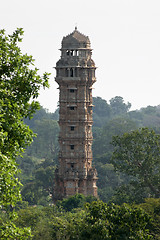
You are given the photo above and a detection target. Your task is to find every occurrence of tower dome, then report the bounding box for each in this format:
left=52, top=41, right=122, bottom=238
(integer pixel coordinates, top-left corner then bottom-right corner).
left=62, top=27, right=91, bottom=49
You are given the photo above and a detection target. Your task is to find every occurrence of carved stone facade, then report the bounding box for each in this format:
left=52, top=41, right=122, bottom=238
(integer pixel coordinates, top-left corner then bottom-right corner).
left=54, top=28, right=98, bottom=201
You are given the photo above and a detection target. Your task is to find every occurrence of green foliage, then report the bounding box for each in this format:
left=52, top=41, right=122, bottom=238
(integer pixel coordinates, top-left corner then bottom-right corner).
left=138, top=198, right=160, bottom=239
left=93, top=97, right=111, bottom=127
left=1, top=26, right=160, bottom=239
left=0, top=219, right=31, bottom=240
left=128, top=105, right=160, bottom=131
left=15, top=205, right=85, bottom=240
left=111, top=128, right=160, bottom=202
left=18, top=96, right=160, bottom=206
left=82, top=200, right=152, bottom=239
left=109, top=96, right=131, bottom=116
left=28, top=119, right=59, bottom=160
left=20, top=95, right=160, bottom=206
left=21, top=159, right=55, bottom=206
left=24, top=106, right=59, bottom=129
left=95, top=162, right=121, bottom=202
left=0, top=28, right=49, bottom=238
left=57, top=194, right=86, bottom=211
left=93, top=96, right=132, bottom=127
left=12, top=198, right=153, bottom=240
left=93, top=117, right=137, bottom=158
left=93, top=117, right=138, bottom=202
left=57, top=194, right=97, bottom=212
left=17, top=112, right=59, bottom=206
left=9, top=94, right=160, bottom=238
left=92, top=101, right=160, bottom=203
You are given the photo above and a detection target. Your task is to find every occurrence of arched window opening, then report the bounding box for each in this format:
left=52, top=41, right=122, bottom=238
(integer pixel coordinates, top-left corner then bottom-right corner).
left=65, top=68, right=69, bottom=77
left=70, top=50, right=74, bottom=56
left=70, top=68, right=74, bottom=77
left=70, top=126, right=75, bottom=131
left=66, top=50, right=70, bottom=56
left=70, top=89, right=75, bottom=93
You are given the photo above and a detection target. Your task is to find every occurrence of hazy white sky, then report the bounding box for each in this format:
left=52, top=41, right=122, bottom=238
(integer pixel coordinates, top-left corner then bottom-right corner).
left=1, top=0, right=160, bottom=112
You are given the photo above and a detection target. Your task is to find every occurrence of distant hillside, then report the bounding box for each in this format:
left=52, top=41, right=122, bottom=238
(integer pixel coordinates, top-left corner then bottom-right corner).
left=18, top=96, right=160, bottom=205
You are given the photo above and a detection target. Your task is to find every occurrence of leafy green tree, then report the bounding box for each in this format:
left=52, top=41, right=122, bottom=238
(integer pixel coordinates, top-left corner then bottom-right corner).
left=15, top=205, right=85, bottom=240
left=18, top=115, right=59, bottom=206
left=95, top=162, right=122, bottom=203
left=24, top=106, right=50, bottom=129
left=93, top=97, right=111, bottom=127
left=111, top=128, right=160, bottom=202
left=28, top=119, right=59, bottom=160
left=57, top=194, right=86, bottom=212
left=19, top=119, right=59, bottom=206
left=80, top=200, right=152, bottom=240
left=56, top=194, right=97, bottom=212
left=21, top=164, right=55, bottom=206
left=92, top=117, right=137, bottom=202
left=109, top=96, right=131, bottom=116
left=17, top=154, right=36, bottom=184
left=14, top=199, right=153, bottom=240
left=138, top=198, right=160, bottom=239
left=24, top=106, right=59, bottom=129
left=128, top=105, right=160, bottom=131
left=0, top=28, right=49, bottom=238
left=93, top=117, right=137, bottom=159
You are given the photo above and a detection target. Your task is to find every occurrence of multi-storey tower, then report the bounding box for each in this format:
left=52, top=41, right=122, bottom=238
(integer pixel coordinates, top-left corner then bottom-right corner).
left=54, top=28, right=97, bottom=201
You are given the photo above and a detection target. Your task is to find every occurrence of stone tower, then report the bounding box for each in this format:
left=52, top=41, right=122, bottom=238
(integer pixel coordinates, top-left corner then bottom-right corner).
left=54, top=28, right=98, bottom=201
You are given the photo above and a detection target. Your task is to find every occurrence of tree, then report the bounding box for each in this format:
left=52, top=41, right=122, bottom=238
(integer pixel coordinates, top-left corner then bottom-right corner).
left=92, top=117, right=138, bottom=202
left=28, top=119, right=59, bottom=160
left=24, top=105, right=59, bottom=129
left=138, top=198, right=160, bottom=239
left=93, top=117, right=137, bottom=159
left=0, top=28, right=49, bottom=239
left=57, top=194, right=86, bottom=212
left=15, top=205, right=86, bottom=240
left=14, top=199, right=153, bottom=240
left=109, top=96, right=131, bottom=116
left=56, top=193, right=97, bottom=212
left=21, top=164, right=56, bottom=206
left=80, top=200, right=153, bottom=239
left=111, top=128, right=160, bottom=202
left=93, top=97, right=111, bottom=127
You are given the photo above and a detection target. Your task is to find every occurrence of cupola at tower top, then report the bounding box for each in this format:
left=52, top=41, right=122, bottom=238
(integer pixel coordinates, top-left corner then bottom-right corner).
left=61, top=28, right=91, bottom=49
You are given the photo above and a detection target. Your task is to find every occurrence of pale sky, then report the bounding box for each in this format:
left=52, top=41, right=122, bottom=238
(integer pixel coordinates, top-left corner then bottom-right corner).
left=1, top=0, right=160, bottom=112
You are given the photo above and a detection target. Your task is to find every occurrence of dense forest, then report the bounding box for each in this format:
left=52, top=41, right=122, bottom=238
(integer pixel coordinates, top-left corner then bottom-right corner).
left=11, top=96, right=159, bottom=239
left=21, top=96, right=160, bottom=205
left=1, top=29, right=160, bottom=239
